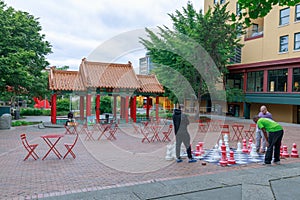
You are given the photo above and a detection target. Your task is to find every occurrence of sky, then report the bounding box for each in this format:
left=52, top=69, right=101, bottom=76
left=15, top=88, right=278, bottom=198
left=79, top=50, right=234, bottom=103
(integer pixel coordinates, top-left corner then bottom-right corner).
left=4, top=0, right=204, bottom=72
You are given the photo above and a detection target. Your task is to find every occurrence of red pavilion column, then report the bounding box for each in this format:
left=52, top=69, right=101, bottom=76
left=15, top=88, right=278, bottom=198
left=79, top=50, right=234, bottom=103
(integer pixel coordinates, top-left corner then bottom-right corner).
left=51, top=93, right=57, bottom=124
left=95, top=94, right=100, bottom=123
left=130, top=96, right=137, bottom=122
left=146, top=96, right=150, bottom=119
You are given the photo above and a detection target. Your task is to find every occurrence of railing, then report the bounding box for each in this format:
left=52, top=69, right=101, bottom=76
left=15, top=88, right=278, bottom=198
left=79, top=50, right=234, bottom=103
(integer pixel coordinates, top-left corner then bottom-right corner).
left=244, top=26, right=264, bottom=40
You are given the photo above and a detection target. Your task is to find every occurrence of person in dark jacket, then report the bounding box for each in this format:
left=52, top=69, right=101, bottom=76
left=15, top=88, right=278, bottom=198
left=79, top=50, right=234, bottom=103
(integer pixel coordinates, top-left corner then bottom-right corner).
left=172, top=105, right=197, bottom=163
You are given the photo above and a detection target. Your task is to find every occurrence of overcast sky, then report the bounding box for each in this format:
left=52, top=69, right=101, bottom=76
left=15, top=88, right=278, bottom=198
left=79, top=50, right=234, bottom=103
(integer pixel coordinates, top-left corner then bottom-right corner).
left=4, top=0, right=204, bottom=71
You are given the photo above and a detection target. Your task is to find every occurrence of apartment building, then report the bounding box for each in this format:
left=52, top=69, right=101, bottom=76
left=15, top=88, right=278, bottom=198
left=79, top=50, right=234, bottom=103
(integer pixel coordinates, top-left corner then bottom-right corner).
left=204, top=0, right=300, bottom=123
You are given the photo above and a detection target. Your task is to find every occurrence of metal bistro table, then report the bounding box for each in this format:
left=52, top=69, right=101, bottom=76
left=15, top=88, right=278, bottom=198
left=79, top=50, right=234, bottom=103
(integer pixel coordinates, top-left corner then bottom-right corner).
left=40, top=134, right=64, bottom=160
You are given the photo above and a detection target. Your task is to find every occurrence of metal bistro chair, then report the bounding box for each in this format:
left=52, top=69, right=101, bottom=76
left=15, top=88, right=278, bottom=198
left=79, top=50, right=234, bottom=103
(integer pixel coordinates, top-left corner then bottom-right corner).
left=244, top=124, right=256, bottom=141
left=63, top=132, right=79, bottom=159
left=162, top=124, right=173, bottom=142
left=20, top=133, right=39, bottom=161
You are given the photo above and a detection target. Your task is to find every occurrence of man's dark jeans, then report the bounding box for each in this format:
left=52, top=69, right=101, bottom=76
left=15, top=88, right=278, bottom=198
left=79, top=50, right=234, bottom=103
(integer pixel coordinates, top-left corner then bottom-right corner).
left=265, top=130, right=284, bottom=164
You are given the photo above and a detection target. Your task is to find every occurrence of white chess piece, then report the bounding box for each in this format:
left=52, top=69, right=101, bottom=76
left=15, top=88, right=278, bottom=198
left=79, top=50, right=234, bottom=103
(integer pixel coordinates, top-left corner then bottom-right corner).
left=218, top=139, right=223, bottom=151
left=236, top=142, right=242, bottom=154
left=165, top=144, right=174, bottom=160
left=250, top=143, right=259, bottom=158
left=224, top=134, right=230, bottom=153
left=212, top=147, right=221, bottom=160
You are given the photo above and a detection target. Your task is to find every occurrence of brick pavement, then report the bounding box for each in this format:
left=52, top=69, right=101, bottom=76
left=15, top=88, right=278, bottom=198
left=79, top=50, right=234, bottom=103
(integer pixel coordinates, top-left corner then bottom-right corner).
left=0, top=118, right=299, bottom=199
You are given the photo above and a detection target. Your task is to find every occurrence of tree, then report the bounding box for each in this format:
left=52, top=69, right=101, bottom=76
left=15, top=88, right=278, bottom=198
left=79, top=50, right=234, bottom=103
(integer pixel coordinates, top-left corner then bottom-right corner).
left=238, top=0, right=300, bottom=22
left=0, top=1, right=52, bottom=103
left=140, top=2, right=244, bottom=105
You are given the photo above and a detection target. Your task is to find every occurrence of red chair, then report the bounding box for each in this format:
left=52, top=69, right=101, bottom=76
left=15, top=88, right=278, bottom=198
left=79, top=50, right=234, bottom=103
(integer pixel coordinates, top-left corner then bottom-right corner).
left=63, top=133, right=79, bottom=159
left=244, top=124, right=256, bottom=141
left=20, top=133, right=39, bottom=161
left=162, top=124, right=173, bottom=142
left=107, top=124, right=118, bottom=140
left=218, top=124, right=230, bottom=141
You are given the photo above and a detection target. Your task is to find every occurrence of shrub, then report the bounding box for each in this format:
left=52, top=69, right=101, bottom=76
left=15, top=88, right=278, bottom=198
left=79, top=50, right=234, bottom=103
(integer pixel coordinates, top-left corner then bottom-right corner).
left=56, top=98, right=70, bottom=112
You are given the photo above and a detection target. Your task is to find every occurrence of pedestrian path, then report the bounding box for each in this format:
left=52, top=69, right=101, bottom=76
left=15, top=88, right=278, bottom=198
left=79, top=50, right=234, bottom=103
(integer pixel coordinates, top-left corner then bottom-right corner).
left=1, top=116, right=300, bottom=199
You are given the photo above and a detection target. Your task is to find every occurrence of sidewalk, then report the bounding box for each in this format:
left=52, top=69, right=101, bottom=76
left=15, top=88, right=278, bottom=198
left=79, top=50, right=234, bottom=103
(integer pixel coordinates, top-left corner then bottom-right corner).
left=1, top=115, right=300, bottom=199
left=43, top=161, right=300, bottom=200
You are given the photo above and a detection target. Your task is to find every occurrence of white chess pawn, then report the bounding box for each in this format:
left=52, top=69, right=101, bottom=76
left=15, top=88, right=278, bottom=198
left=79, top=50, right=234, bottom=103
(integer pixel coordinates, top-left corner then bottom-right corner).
left=250, top=143, right=259, bottom=158
left=212, top=147, right=221, bottom=160
left=219, top=139, right=223, bottom=151
left=165, top=144, right=173, bottom=160
left=236, top=142, right=242, bottom=154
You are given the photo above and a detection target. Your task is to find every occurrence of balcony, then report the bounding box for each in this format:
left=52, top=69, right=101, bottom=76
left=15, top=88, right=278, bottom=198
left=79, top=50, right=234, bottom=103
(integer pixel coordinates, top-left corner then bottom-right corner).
left=244, top=26, right=264, bottom=41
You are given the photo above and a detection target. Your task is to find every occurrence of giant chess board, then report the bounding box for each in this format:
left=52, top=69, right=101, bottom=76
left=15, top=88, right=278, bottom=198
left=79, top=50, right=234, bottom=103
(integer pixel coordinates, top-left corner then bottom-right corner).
left=195, top=149, right=265, bottom=166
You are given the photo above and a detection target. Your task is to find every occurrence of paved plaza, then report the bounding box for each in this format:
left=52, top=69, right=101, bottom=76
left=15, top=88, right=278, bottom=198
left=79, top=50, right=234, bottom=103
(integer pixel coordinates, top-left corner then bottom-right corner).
left=1, top=115, right=300, bottom=199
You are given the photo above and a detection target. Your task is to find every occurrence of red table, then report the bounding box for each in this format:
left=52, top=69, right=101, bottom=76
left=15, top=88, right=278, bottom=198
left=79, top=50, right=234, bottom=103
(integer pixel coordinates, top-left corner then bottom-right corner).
left=41, top=134, right=64, bottom=160
left=231, top=124, right=244, bottom=141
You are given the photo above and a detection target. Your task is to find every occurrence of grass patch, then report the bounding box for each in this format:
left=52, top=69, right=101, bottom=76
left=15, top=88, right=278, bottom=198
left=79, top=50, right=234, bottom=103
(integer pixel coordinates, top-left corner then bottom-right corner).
left=12, top=121, right=42, bottom=127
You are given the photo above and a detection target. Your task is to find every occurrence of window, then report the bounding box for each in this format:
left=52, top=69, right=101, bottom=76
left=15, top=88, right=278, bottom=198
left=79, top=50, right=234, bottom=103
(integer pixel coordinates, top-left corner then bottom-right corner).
left=230, top=46, right=241, bottom=64
left=293, top=68, right=300, bottom=92
left=247, top=71, right=263, bottom=92
left=220, top=0, right=225, bottom=4
left=295, top=4, right=300, bottom=21
left=294, top=32, right=300, bottom=50
left=226, top=73, right=243, bottom=89
left=279, top=35, right=289, bottom=52
left=280, top=7, right=290, bottom=25
left=252, top=24, right=258, bottom=33
left=268, top=69, right=288, bottom=92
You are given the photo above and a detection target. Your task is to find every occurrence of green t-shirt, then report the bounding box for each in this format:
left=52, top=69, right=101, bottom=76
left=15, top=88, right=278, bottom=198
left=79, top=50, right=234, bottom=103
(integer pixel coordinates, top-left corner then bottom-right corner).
left=257, top=118, right=283, bottom=132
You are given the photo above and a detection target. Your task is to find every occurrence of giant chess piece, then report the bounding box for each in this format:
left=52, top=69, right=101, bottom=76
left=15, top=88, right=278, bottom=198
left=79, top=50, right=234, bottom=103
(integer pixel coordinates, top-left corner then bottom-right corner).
left=249, top=143, right=259, bottom=158
left=228, top=150, right=236, bottom=165
left=219, top=143, right=228, bottom=167
left=223, top=134, right=230, bottom=153
left=282, top=145, right=290, bottom=158
left=236, top=142, right=242, bottom=154
left=198, top=142, right=205, bottom=155
left=242, top=139, right=249, bottom=153
left=165, top=143, right=174, bottom=160
left=213, top=144, right=221, bottom=160
left=291, top=143, right=299, bottom=158
left=219, top=139, right=223, bottom=152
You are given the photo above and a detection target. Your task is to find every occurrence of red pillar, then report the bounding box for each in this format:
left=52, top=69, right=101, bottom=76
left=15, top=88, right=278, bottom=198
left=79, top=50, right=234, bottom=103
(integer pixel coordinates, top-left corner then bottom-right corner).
left=287, top=67, right=293, bottom=92
left=86, top=94, right=91, bottom=119
left=125, top=96, right=129, bottom=123
left=132, top=96, right=137, bottom=122
left=156, top=96, right=159, bottom=122
left=80, top=96, right=84, bottom=121
left=95, top=94, right=100, bottom=123
left=146, top=96, right=150, bottom=119
left=51, top=93, right=57, bottom=124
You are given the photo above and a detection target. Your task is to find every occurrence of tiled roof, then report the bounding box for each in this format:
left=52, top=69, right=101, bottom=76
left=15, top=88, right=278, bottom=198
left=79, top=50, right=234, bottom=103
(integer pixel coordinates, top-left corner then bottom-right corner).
left=48, top=58, right=164, bottom=94
left=48, top=67, right=86, bottom=91
left=137, top=74, right=164, bottom=94
left=80, top=59, right=140, bottom=89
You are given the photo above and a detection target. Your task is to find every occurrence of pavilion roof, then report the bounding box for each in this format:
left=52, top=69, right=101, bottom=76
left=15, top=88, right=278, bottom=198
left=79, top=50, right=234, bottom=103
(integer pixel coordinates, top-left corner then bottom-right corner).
left=48, top=68, right=85, bottom=91
left=48, top=58, right=164, bottom=94
left=136, top=74, right=164, bottom=94
left=79, top=58, right=140, bottom=89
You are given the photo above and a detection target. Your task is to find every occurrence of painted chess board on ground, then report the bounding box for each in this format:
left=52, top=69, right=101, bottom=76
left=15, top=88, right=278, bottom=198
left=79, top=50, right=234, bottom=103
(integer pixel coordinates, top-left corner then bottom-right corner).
left=195, top=149, right=265, bottom=166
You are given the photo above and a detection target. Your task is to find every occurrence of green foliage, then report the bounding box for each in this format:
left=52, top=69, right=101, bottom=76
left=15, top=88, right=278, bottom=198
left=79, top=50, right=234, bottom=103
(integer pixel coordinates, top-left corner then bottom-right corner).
left=56, top=98, right=70, bottom=112
left=12, top=120, right=40, bottom=126
left=226, top=88, right=245, bottom=102
left=0, top=1, right=52, bottom=100
left=238, top=0, right=300, bottom=24
left=140, top=2, right=244, bottom=104
left=20, top=108, right=50, bottom=116
left=100, top=96, right=112, bottom=114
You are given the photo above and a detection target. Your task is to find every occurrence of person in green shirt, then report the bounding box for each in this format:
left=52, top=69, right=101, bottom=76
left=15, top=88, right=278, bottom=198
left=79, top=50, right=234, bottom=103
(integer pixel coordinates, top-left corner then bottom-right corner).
left=253, top=116, right=284, bottom=165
